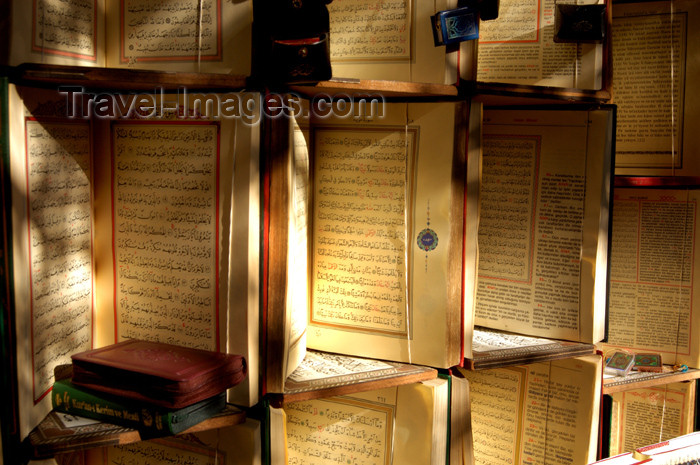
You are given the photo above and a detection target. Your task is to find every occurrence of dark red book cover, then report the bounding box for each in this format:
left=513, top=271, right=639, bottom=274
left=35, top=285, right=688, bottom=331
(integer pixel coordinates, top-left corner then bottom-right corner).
left=71, top=339, right=246, bottom=409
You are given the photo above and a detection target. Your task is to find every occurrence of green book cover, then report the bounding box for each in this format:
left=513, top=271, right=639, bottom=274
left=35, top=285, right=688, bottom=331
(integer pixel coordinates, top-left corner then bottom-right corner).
left=52, top=379, right=225, bottom=436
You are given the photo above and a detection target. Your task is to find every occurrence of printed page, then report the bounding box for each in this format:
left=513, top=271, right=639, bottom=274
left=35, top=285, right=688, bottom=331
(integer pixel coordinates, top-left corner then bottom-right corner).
left=284, top=382, right=442, bottom=465
left=306, top=102, right=464, bottom=369
left=460, top=355, right=601, bottom=465
left=473, top=108, right=612, bottom=343
left=8, top=0, right=105, bottom=66
left=328, top=0, right=458, bottom=84
left=105, top=0, right=251, bottom=74
left=609, top=382, right=696, bottom=456
left=285, top=388, right=397, bottom=465
left=8, top=85, right=95, bottom=438
left=476, top=0, right=603, bottom=89
left=603, top=187, right=700, bottom=367
left=613, top=1, right=700, bottom=176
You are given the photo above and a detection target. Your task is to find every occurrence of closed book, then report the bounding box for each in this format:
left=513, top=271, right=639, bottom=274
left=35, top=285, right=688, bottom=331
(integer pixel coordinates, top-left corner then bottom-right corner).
left=52, top=379, right=226, bottom=436
left=71, top=340, right=246, bottom=409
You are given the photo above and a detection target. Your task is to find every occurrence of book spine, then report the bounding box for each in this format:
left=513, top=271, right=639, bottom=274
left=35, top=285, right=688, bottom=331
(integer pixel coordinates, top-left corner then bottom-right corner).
left=52, top=381, right=181, bottom=435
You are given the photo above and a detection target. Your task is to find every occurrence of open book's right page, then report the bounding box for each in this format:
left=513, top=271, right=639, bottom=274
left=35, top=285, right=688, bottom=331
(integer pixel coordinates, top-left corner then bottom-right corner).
left=476, top=0, right=604, bottom=89
left=602, top=186, right=700, bottom=368
left=472, top=107, right=613, bottom=343
left=613, top=0, right=700, bottom=176
left=459, top=355, right=602, bottom=465
left=609, top=381, right=696, bottom=457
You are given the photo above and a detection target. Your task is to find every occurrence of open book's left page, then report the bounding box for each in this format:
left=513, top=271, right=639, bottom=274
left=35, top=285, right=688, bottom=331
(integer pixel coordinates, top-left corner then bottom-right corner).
left=5, top=85, right=261, bottom=442
left=6, top=0, right=106, bottom=66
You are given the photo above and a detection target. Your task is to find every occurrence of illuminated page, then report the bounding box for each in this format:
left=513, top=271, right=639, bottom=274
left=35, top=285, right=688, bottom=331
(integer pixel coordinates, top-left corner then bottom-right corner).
left=476, top=0, right=602, bottom=89
left=602, top=188, right=700, bottom=368
left=461, top=355, right=601, bottom=465
left=105, top=0, right=251, bottom=74
left=285, top=122, right=310, bottom=378
left=8, top=0, right=105, bottom=66
left=306, top=102, right=464, bottom=369
left=328, top=0, right=458, bottom=84
left=613, top=1, right=700, bottom=176
left=473, top=108, right=612, bottom=343
left=610, top=382, right=696, bottom=456
left=8, top=86, right=94, bottom=438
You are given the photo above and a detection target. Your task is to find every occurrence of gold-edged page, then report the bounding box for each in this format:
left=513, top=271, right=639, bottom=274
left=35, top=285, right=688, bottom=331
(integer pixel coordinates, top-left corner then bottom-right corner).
left=463, top=99, right=482, bottom=360
left=7, top=0, right=106, bottom=66
left=8, top=85, right=95, bottom=438
left=105, top=0, right=252, bottom=74
left=328, top=0, right=459, bottom=84
left=476, top=0, right=603, bottom=89
left=609, top=381, right=696, bottom=456
left=613, top=1, right=700, bottom=176
left=460, top=355, right=602, bottom=465
left=602, top=187, right=700, bottom=368
left=285, top=119, right=311, bottom=380
left=473, top=108, right=612, bottom=343
left=305, top=102, right=463, bottom=369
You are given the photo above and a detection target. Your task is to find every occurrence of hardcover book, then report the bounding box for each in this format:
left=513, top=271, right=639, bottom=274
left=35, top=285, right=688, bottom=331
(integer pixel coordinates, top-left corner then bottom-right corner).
left=71, top=339, right=246, bottom=409
left=52, top=379, right=227, bottom=436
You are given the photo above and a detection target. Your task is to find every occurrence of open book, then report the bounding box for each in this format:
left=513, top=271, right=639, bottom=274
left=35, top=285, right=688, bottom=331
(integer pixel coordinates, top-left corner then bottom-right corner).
left=466, top=105, right=614, bottom=360
left=269, top=380, right=452, bottom=465
left=476, top=0, right=606, bottom=90
left=613, top=0, right=700, bottom=176
left=608, top=381, right=696, bottom=457
left=458, top=354, right=603, bottom=465
left=265, top=100, right=467, bottom=386
left=4, top=0, right=251, bottom=74
left=1, top=82, right=260, bottom=447
left=602, top=183, right=700, bottom=368
left=327, top=0, right=471, bottom=85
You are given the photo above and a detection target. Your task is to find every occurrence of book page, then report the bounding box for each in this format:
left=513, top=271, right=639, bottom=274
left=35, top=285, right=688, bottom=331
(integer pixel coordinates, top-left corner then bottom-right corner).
left=473, top=108, right=612, bottom=343
left=306, top=102, right=464, bottom=369
left=328, top=0, right=458, bottom=84
left=105, top=0, right=251, bottom=74
left=283, top=382, right=444, bottom=465
left=285, top=390, right=396, bottom=465
left=85, top=436, right=225, bottom=465
left=613, top=1, right=700, bottom=176
left=476, top=0, right=603, bottom=89
left=460, top=355, right=602, bottom=465
left=609, top=382, right=696, bottom=456
left=8, top=85, right=95, bottom=438
left=285, top=122, right=310, bottom=378
left=603, top=187, right=700, bottom=367
left=109, top=121, right=221, bottom=351
left=8, top=0, right=105, bottom=66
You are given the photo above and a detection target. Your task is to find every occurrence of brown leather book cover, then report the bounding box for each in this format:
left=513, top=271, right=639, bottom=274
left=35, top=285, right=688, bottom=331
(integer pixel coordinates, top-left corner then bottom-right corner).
left=71, top=339, right=246, bottom=409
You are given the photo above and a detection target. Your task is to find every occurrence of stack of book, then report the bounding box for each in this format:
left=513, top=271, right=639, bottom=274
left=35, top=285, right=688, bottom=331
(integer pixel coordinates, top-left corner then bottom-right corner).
left=50, top=339, right=247, bottom=437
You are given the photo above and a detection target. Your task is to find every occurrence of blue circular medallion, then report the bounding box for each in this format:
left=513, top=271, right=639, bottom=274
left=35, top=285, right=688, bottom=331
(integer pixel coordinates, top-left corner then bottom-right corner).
left=417, top=228, right=438, bottom=252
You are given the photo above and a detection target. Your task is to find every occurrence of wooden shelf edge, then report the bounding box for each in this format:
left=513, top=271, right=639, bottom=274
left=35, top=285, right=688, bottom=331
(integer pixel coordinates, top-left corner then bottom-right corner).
left=10, top=63, right=249, bottom=92
left=602, top=366, right=700, bottom=394
left=289, top=78, right=460, bottom=99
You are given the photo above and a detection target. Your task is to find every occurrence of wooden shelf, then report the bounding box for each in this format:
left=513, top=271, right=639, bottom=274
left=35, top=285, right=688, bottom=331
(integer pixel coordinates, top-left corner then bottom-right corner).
left=26, top=405, right=246, bottom=460
left=603, top=366, right=700, bottom=394
left=473, top=81, right=612, bottom=106
left=289, top=78, right=460, bottom=99
left=9, top=63, right=249, bottom=92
